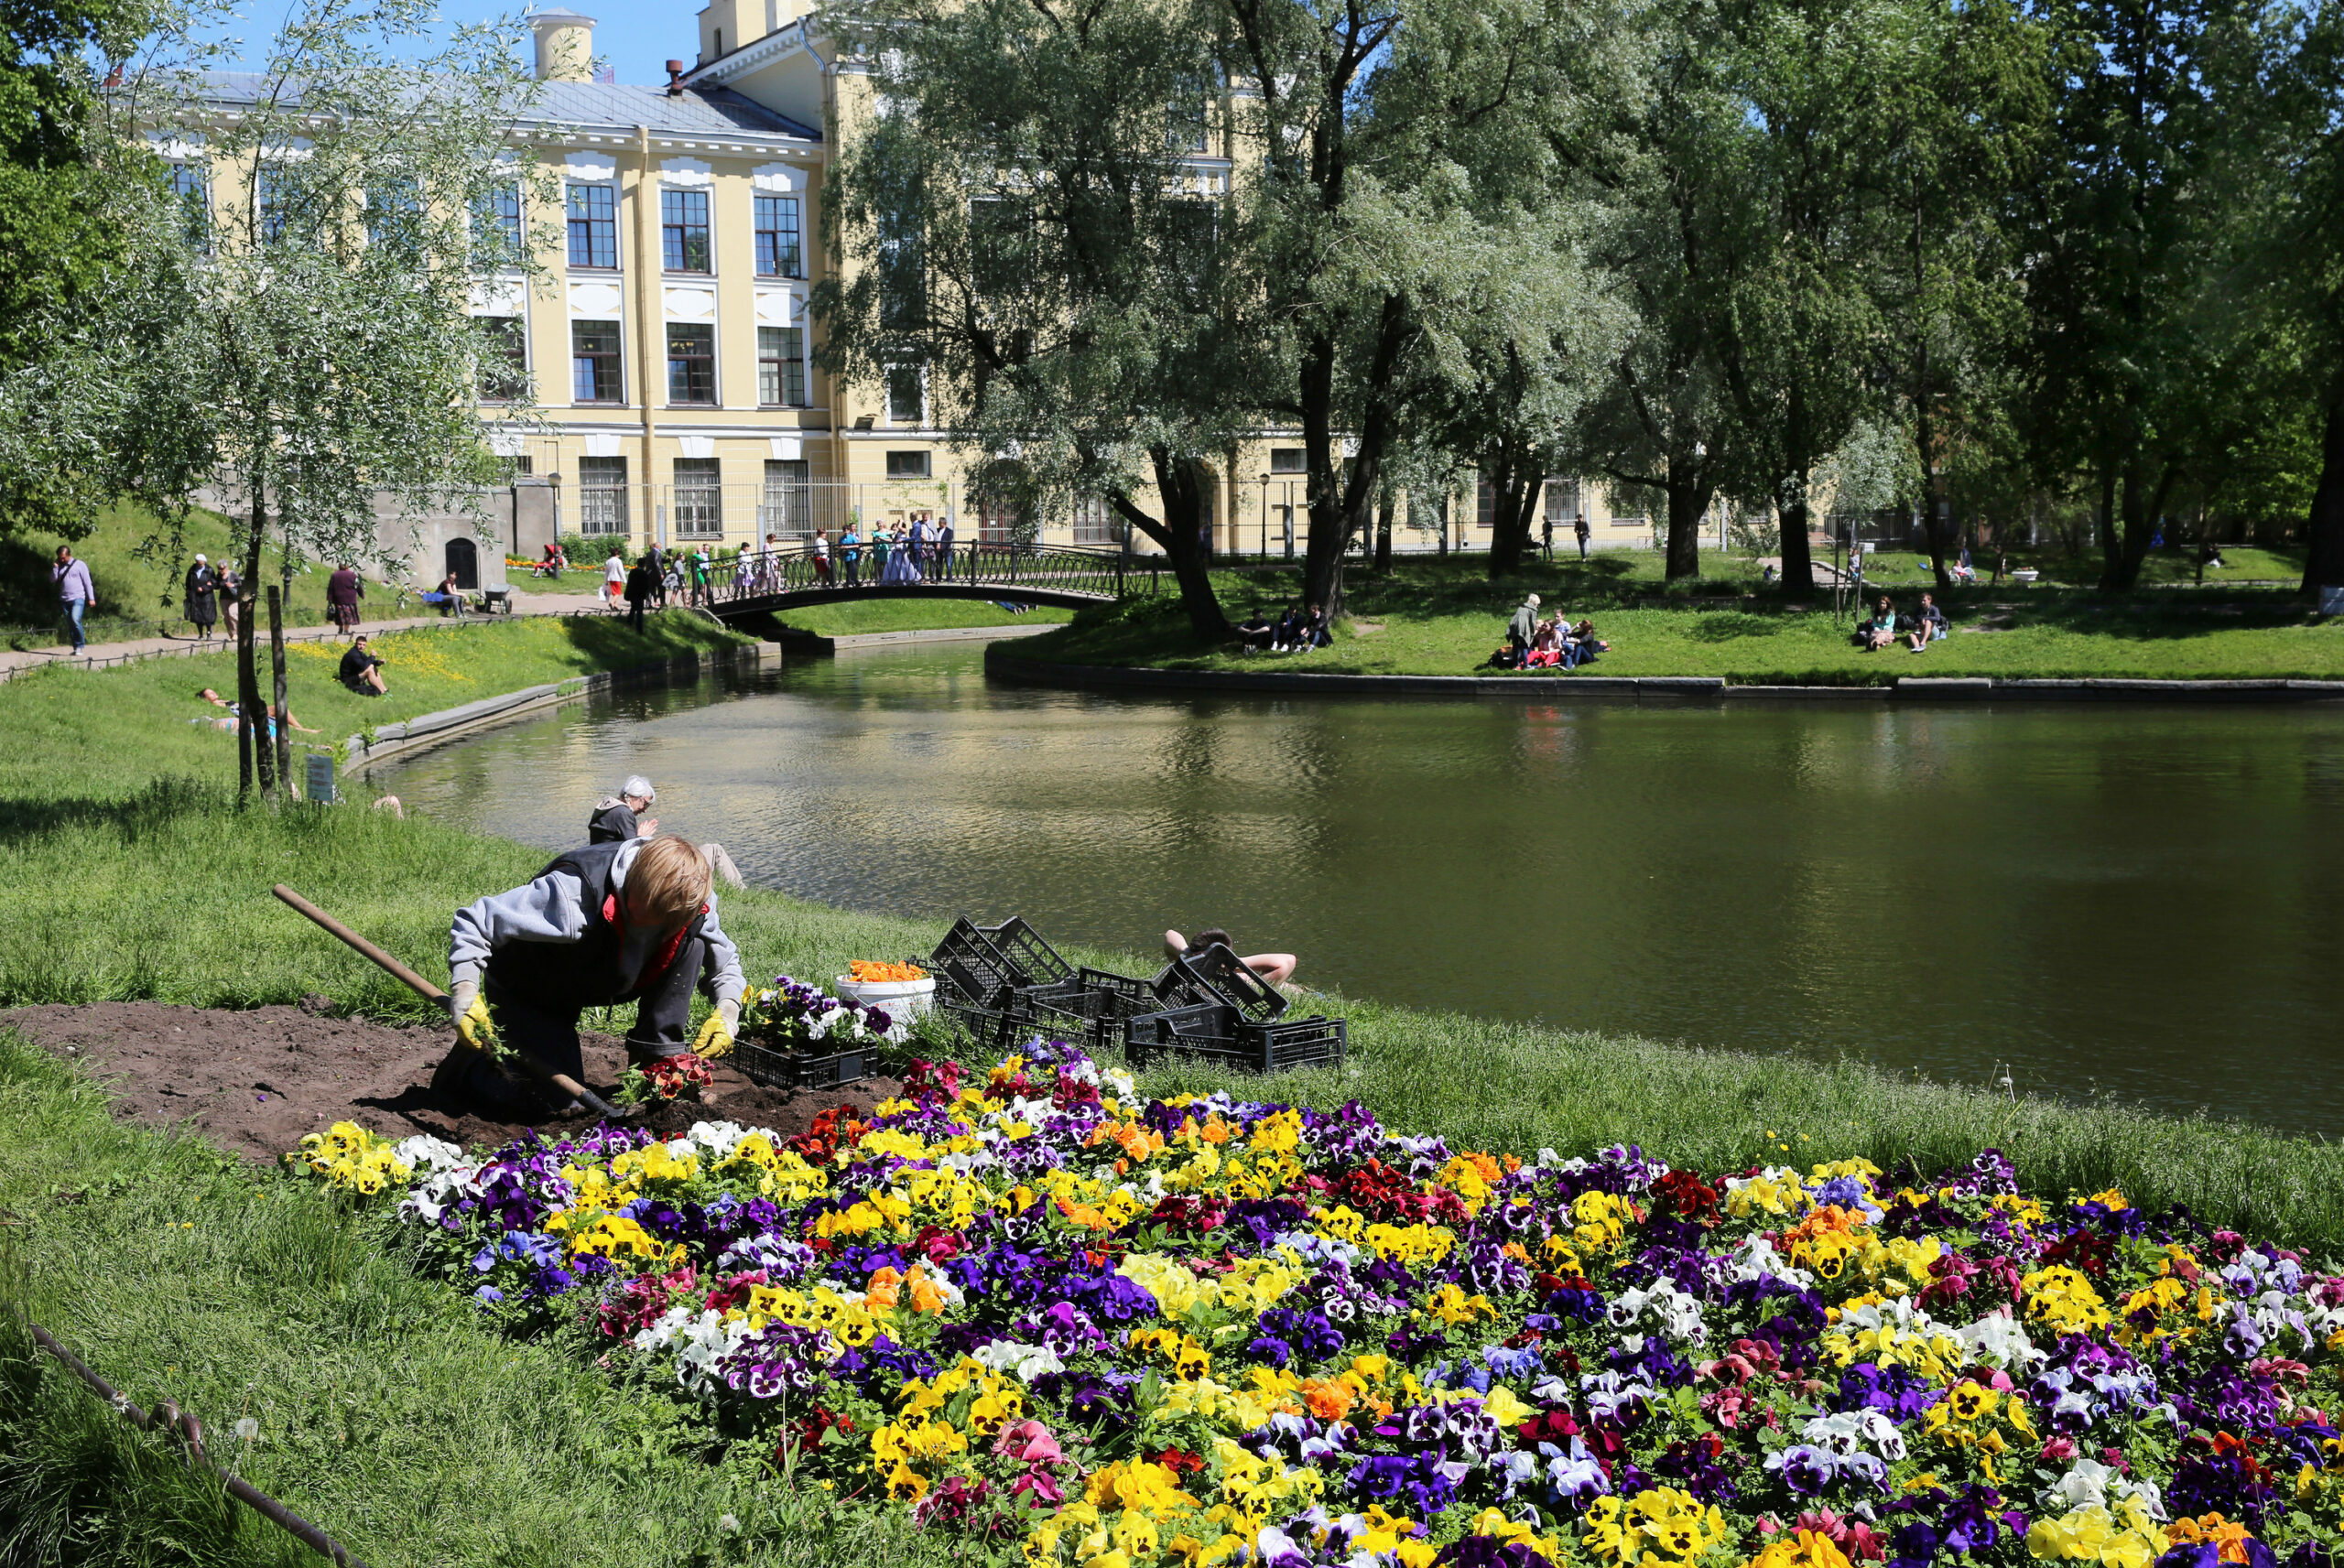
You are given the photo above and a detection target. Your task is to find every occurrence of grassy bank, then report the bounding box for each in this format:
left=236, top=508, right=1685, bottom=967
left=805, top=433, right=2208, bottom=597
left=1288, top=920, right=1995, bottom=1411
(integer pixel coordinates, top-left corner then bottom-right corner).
left=0, top=611, right=745, bottom=799
left=10, top=600, right=2344, bottom=1561
left=1019, top=557, right=2344, bottom=683
left=0, top=504, right=395, bottom=652
left=773, top=598, right=1074, bottom=636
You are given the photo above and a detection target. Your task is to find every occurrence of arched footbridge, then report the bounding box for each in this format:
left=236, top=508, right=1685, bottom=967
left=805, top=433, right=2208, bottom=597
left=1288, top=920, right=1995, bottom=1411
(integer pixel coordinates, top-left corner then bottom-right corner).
left=697, top=542, right=1166, bottom=621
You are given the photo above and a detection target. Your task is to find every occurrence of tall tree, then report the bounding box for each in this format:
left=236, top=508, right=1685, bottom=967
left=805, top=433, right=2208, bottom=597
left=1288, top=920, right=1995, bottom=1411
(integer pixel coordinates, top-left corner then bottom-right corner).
left=2284, top=1, right=2344, bottom=593
left=1861, top=0, right=2046, bottom=591
left=2022, top=0, right=2293, bottom=589
left=0, top=0, right=154, bottom=534
left=813, top=0, right=1242, bottom=636
left=3, top=0, right=545, bottom=797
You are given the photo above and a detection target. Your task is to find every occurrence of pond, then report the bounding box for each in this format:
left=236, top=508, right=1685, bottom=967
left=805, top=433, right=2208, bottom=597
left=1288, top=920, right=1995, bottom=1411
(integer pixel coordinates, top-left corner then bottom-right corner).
left=383, top=644, right=2344, bottom=1134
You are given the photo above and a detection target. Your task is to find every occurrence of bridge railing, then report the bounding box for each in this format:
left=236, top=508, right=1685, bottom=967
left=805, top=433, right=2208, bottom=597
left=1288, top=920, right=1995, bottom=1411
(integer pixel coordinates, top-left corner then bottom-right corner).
left=695, top=541, right=1164, bottom=608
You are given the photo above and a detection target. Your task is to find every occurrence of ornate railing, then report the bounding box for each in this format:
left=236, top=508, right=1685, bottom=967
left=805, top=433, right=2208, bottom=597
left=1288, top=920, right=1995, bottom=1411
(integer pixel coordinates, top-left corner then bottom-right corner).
left=698, top=541, right=1164, bottom=611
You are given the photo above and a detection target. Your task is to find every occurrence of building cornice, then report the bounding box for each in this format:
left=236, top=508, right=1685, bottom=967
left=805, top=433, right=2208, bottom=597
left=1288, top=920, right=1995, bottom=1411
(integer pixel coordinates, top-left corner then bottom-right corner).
left=680, top=19, right=819, bottom=89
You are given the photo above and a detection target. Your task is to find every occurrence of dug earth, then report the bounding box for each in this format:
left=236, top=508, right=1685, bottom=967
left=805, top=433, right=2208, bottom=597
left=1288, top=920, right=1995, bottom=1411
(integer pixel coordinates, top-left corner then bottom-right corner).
left=2, top=1000, right=897, bottom=1162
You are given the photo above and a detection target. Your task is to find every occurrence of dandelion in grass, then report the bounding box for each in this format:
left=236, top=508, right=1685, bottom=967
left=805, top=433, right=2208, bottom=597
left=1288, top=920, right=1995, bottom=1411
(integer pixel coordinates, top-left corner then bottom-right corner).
left=234, top=1417, right=259, bottom=1442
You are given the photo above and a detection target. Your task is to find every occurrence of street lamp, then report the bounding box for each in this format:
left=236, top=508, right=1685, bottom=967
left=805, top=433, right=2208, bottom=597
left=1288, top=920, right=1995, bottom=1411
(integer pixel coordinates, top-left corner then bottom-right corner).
left=1259, top=474, right=1271, bottom=560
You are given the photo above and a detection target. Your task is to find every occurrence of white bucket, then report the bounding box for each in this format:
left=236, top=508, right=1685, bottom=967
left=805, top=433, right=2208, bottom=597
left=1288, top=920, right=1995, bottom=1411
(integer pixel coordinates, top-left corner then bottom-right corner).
left=836, top=976, right=935, bottom=1042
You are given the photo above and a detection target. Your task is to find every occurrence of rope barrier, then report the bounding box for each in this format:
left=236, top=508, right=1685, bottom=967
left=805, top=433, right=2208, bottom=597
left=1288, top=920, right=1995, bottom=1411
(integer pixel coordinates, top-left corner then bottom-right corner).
left=22, top=1319, right=372, bottom=1567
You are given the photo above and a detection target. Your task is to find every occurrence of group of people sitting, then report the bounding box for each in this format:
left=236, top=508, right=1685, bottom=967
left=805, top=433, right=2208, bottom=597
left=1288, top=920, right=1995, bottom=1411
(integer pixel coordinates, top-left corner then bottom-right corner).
left=1492, top=593, right=1609, bottom=670
left=1857, top=592, right=1952, bottom=652
left=1235, top=602, right=1333, bottom=653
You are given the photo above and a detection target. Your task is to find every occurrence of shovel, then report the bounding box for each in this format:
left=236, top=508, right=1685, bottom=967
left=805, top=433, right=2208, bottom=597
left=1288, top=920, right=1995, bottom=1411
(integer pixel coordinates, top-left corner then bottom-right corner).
left=272, top=883, right=623, bottom=1120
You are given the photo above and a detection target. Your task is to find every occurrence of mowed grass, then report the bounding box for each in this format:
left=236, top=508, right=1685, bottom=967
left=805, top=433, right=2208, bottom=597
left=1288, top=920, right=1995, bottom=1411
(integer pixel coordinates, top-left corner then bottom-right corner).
left=0, top=503, right=389, bottom=652
left=1023, top=557, right=2344, bottom=683
left=0, top=1031, right=952, bottom=1568
left=776, top=598, right=1075, bottom=635
left=0, top=610, right=747, bottom=799
left=12, top=587, right=2344, bottom=1561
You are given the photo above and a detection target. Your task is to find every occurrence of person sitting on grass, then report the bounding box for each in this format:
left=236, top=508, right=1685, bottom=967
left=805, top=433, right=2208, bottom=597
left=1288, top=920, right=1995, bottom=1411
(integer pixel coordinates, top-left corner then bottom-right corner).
left=1859, top=596, right=1900, bottom=651
left=1235, top=611, right=1275, bottom=652
left=1163, top=926, right=1297, bottom=989
left=338, top=635, right=388, bottom=696
left=1907, top=592, right=1950, bottom=651
left=1298, top=603, right=1333, bottom=650
left=589, top=775, right=658, bottom=844
left=1569, top=619, right=1608, bottom=660
left=1269, top=601, right=1305, bottom=653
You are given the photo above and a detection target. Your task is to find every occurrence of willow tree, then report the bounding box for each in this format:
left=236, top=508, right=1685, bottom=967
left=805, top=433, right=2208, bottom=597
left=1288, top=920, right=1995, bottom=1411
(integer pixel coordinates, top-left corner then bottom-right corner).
left=814, top=0, right=1245, bottom=637
left=4, top=0, right=545, bottom=797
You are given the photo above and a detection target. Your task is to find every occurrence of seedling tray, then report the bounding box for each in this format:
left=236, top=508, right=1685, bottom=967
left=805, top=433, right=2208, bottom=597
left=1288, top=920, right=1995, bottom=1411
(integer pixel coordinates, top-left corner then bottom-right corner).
left=733, top=1038, right=879, bottom=1091
left=1126, top=1009, right=1346, bottom=1075
left=978, top=916, right=1074, bottom=989
left=1153, top=945, right=1288, bottom=1022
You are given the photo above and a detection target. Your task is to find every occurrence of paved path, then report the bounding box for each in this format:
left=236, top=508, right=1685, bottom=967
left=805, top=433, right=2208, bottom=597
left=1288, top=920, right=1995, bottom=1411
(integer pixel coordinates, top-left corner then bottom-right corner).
left=0, top=590, right=609, bottom=682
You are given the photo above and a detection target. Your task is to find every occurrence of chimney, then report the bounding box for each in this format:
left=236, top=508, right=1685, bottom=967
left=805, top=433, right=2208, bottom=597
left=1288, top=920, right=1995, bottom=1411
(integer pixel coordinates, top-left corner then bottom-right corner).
left=666, top=59, right=688, bottom=95
left=529, top=8, right=597, bottom=83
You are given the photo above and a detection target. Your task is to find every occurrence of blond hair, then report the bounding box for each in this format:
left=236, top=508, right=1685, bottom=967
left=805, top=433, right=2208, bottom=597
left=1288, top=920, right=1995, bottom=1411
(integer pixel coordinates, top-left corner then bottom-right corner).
left=627, top=835, right=711, bottom=924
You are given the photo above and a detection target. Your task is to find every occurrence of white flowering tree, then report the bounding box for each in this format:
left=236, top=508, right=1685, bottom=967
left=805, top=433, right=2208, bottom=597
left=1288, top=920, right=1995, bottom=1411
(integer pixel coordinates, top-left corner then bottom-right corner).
left=4, top=0, right=547, bottom=797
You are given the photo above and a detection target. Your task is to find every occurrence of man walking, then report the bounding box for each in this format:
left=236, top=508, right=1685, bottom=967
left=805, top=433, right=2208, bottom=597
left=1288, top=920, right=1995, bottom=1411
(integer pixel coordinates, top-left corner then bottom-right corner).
left=645, top=542, right=668, bottom=609
left=841, top=523, right=862, bottom=587
left=1574, top=513, right=1590, bottom=562
left=936, top=516, right=955, bottom=582
left=52, top=546, right=95, bottom=653
left=443, top=834, right=744, bottom=1110
left=624, top=555, right=655, bottom=633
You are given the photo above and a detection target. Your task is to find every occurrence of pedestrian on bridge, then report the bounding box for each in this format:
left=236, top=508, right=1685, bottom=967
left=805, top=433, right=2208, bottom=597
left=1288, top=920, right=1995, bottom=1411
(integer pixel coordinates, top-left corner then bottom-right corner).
left=812, top=529, right=832, bottom=585
left=841, top=524, right=861, bottom=586
left=936, top=517, right=955, bottom=582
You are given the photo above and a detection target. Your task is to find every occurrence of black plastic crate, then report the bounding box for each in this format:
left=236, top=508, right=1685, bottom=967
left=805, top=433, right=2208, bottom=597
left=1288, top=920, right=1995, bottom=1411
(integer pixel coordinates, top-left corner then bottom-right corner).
left=1012, top=969, right=1157, bottom=1052
left=1153, top=945, right=1288, bottom=1022
left=930, top=917, right=1018, bottom=1009
left=939, top=999, right=1020, bottom=1054
left=732, top=1039, right=879, bottom=1091
left=1127, top=1011, right=1346, bottom=1076
left=1124, top=1002, right=1239, bottom=1066
left=979, top=917, right=1074, bottom=989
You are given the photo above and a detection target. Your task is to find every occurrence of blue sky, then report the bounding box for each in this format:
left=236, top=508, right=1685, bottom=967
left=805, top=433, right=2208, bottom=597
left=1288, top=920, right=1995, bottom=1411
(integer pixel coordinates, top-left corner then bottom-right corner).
left=201, top=1, right=693, bottom=85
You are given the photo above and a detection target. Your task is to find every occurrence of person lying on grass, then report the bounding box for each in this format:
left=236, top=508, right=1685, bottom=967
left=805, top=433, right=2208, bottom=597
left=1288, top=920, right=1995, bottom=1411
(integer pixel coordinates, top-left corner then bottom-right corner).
left=445, top=833, right=745, bottom=1114
left=1163, top=925, right=1297, bottom=989
left=194, top=688, right=318, bottom=735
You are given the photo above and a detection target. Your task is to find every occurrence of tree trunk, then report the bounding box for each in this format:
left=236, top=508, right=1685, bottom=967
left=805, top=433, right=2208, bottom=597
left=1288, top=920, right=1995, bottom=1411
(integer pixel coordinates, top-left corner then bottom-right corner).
left=1915, top=398, right=1952, bottom=595
left=1374, top=491, right=1394, bottom=573
left=1665, top=467, right=1711, bottom=581
left=2101, top=461, right=2168, bottom=591
left=237, top=467, right=269, bottom=801
left=269, top=587, right=291, bottom=795
left=1774, top=394, right=1816, bottom=598
left=1486, top=448, right=1543, bottom=579
left=2299, top=373, right=2344, bottom=592
left=2095, top=460, right=2122, bottom=588
left=1108, top=448, right=1228, bottom=640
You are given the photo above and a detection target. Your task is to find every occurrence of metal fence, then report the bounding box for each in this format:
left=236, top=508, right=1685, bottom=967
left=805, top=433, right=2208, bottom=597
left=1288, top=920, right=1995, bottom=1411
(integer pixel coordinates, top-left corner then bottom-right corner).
left=686, top=540, right=1162, bottom=608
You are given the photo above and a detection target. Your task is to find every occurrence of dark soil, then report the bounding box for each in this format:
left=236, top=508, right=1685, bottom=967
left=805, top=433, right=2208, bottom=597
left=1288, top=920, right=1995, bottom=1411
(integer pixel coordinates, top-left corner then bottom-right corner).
left=3, top=1000, right=901, bottom=1164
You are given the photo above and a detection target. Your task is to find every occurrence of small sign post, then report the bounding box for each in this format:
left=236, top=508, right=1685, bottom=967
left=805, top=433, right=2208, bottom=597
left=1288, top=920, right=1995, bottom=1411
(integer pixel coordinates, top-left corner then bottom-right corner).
left=303, top=751, right=337, bottom=805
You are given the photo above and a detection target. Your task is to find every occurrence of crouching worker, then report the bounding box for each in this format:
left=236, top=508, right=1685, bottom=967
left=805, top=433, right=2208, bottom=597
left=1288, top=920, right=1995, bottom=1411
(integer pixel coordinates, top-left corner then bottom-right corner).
left=444, top=835, right=743, bottom=1110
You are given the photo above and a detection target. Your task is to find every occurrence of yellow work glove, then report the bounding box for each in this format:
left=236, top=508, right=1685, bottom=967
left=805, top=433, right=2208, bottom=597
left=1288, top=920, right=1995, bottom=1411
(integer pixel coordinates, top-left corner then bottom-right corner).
left=693, top=1001, right=738, bottom=1060
left=449, top=982, right=497, bottom=1052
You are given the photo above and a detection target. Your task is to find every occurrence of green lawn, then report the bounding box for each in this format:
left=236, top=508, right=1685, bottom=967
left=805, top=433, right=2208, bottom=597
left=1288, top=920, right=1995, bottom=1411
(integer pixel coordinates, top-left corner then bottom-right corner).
left=0, top=504, right=402, bottom=652
left=15, top=591, right=2344, bottom=1560
left=1023, top=557, right=2344, bottom=683
left=0, top=611, right=747, bottom=800
left=776, top=598, right=1075, bottom=635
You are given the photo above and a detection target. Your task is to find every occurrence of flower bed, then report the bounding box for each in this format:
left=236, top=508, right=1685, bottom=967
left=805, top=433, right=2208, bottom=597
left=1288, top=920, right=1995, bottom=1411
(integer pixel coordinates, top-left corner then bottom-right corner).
left=288, top=1042, right=2344, bottom=1568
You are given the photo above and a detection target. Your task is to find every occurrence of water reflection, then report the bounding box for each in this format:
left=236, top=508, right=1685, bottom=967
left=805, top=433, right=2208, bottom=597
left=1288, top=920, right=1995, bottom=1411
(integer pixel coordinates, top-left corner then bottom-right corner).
left=383, top=646, right=2344, bottom=1133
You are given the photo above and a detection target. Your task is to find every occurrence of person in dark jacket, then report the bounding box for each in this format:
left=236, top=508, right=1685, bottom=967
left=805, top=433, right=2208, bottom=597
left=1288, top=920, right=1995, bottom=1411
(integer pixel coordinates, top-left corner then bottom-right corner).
left=326, top=563, right=364, bottom=632
left=624, top=557, right=655, bottom=632
left=588, top=775, right=657, bottom=843
left=183, top=556, right=218, bottom=639
left=445, top=835, right=743, bottom=1106
left=338, top=635, right=388, bottom=695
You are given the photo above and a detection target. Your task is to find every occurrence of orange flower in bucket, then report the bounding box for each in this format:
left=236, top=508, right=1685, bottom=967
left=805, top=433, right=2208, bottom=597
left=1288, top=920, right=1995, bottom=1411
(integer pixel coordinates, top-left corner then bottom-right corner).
left=850, top=960, right=927, bottom=982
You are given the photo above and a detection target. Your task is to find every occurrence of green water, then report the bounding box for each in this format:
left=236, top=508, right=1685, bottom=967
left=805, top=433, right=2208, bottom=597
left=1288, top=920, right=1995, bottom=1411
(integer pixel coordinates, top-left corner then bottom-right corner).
left=384, top=644, right=2344, bottom=1133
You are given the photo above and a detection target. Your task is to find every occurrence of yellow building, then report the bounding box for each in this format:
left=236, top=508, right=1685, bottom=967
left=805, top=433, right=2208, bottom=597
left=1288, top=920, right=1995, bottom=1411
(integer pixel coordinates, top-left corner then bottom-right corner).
left=186, top=5, right=1684, bottom=567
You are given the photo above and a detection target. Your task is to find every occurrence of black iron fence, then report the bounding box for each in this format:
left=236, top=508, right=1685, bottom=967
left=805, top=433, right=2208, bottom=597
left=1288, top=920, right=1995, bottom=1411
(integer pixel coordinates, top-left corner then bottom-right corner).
left=691, top=540, right=1164, bottom=609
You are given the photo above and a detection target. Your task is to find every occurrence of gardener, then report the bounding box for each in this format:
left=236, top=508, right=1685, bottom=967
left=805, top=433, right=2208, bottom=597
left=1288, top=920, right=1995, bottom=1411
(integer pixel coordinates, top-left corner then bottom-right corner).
left=444, top=834, right=744, bottom=1108
left=588, top=774, right=658, bottom=843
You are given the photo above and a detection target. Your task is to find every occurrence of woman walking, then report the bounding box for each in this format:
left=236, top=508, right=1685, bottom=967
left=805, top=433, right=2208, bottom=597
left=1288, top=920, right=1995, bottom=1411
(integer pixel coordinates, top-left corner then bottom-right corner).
left=183, top=555, right=219, bottom=639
